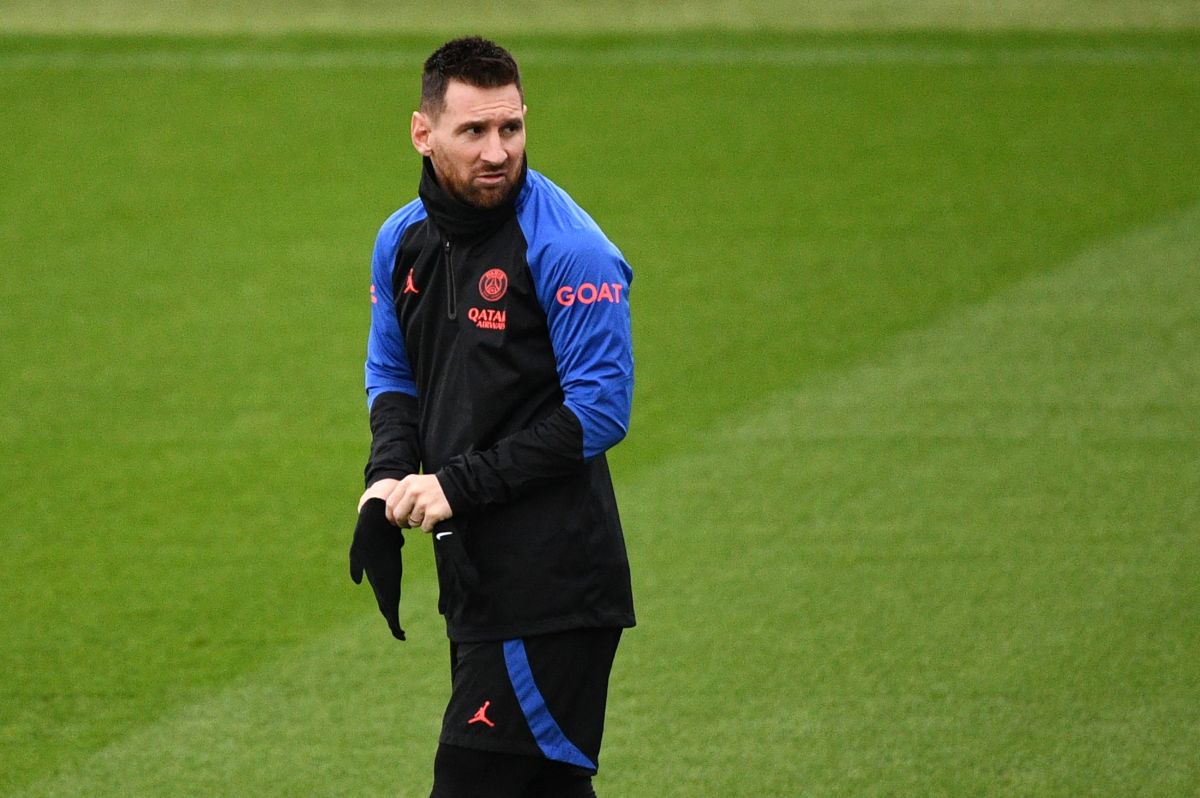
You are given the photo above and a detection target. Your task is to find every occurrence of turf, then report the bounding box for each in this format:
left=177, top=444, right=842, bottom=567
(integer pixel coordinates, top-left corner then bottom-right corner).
left=2, top=1, right=1199, bottom=33
left=2, top=25, right=1199, bottom=797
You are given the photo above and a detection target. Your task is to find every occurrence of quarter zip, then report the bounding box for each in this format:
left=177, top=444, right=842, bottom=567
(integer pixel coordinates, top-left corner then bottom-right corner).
left=443, top=240, right=457, bottom=320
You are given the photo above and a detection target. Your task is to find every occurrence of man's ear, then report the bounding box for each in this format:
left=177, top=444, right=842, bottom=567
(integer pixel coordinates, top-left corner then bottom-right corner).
left=411, top=111, right=433, bottom=156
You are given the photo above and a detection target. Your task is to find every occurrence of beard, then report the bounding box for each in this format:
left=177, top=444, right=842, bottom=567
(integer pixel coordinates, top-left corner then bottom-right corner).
left=432, top=153, right=524, bottom=209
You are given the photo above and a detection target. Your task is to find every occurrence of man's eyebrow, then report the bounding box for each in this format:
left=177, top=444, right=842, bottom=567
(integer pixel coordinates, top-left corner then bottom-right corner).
left=455, top=115, right=524, bottom=132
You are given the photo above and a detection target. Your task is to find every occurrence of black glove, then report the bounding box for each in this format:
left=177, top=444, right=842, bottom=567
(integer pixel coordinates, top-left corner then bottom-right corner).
left=349, top=498, right=406, bottom=641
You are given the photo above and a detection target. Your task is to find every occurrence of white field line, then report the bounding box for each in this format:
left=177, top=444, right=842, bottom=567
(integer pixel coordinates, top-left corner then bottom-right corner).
left=0, top=43, right=1197, bottom=70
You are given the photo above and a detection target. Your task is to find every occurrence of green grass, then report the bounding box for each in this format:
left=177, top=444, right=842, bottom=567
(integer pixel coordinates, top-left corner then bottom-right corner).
left=2, top=27, right=1199, bottom=797
left=2, top=0, right=1199, bottom=33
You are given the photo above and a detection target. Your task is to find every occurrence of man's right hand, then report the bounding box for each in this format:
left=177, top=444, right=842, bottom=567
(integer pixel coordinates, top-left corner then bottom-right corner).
left=359, top=476, right=454, bottom=532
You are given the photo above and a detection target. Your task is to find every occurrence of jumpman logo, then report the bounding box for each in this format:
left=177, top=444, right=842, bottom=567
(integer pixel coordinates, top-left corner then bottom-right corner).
left=468, top=700, right=495, bottom=728
left=403, top=267, right=420, bottom=295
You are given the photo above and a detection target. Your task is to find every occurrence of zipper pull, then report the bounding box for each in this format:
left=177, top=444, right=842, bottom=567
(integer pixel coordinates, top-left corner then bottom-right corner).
left=443, top=240, right=457, bottom=321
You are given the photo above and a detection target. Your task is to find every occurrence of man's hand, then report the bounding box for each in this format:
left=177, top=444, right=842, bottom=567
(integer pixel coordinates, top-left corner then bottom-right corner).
left=385, top=474, right=453, bottom=532
left=359, top=476, right=453, bottom=532
left=358, top=478, right=400, bottom=512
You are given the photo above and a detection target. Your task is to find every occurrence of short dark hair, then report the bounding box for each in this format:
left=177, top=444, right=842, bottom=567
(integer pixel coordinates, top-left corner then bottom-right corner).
left=421, top=36, right=522, bottom=117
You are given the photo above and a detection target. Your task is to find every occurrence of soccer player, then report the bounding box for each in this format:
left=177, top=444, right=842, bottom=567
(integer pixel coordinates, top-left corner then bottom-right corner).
left=352, top=36, right=636, bottom=797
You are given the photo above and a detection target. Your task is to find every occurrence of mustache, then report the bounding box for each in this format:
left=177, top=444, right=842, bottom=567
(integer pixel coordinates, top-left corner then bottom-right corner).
left=473, top=169, right=516, bottom=184
left=477, top=153, right=525, bottom=175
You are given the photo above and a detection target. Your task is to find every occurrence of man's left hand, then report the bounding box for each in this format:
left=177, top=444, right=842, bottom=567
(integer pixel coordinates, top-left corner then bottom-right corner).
left=384, top=474, right=453, bottom=532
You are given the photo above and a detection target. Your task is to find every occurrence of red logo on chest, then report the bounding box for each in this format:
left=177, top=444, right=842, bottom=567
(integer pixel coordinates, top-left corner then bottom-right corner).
left=402, top=267, right=420, bottom=295
left=468, top=307, right=506, bottom=331
left=479, top=269, right=508, bottom=302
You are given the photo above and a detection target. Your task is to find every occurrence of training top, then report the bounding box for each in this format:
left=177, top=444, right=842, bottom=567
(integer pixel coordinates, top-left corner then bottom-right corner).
left=364, top=158, right=636, bottom=643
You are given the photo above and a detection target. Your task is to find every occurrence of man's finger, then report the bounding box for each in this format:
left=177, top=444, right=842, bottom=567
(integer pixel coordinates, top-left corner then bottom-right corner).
left=387, top=486, right=416, bottom=527
left=419, top=508, right=446, bottom=533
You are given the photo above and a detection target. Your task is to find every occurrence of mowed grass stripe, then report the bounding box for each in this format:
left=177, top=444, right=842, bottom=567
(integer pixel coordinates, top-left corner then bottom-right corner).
left=16, top=597, right=454, bottom=798
left=19, top=205, right=1199, bottom=797
left=2, top=40, right=1199, bottom=70
left=610, top=201, right=1199, bottom=795
left=1, top=0, right=1199, bottom=34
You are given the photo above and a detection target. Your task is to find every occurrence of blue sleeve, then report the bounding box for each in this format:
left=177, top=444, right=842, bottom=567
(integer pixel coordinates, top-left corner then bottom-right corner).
left=531, top=232, right=634, bottom=460
left=365, top=222, right=418, bottom=407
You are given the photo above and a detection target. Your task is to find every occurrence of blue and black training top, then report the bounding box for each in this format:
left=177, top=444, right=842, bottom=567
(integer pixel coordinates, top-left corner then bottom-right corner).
left=364, top=158, right=636, bottom=642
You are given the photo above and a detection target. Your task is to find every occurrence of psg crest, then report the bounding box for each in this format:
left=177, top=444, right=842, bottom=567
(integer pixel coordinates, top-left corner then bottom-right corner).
left=479, top=268, right=508, bottom=302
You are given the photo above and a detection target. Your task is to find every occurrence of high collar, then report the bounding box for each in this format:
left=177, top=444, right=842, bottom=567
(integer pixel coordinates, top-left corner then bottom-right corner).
left=417, top=156, right=528, bottom=242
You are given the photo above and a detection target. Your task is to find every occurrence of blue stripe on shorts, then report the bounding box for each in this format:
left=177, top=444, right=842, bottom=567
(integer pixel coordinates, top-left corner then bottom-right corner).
left=502, top=639, right=597, bottom=770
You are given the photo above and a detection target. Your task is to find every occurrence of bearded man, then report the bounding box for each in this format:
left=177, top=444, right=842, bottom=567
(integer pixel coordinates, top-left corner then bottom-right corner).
left=352, top=36, right=636, bottom=798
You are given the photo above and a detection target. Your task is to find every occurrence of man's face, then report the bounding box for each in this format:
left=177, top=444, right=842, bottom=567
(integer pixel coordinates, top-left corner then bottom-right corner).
left=412, top=80, right=526, bottom=209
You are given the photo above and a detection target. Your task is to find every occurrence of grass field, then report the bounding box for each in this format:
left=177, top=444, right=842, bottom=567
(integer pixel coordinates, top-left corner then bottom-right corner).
left=4, top=1, right=1200, bottom=33
left=2, top=4, right=1199, bottom=796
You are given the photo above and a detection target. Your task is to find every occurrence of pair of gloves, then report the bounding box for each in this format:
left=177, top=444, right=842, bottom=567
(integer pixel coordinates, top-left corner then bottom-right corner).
left=349, top=498, right=478, bottom=640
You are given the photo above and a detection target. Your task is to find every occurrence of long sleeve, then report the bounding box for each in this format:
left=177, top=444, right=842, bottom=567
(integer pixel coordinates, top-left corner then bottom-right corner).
left=436, top=404, right=585, bottom=513
left=363, top=212, right=423, bottom=487
left=364, top=391, right=422, bottom=487
left=365, top=208, right=421, bottom=406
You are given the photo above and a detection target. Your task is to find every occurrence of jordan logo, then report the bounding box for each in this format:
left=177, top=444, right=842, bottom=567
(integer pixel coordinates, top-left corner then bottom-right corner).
left=468, top=700, right=495, bottom=728
left=403, top=267, right=420, bottom=295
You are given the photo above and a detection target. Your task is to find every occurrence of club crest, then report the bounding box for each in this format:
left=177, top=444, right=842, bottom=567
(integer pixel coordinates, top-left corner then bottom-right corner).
left=479, top=268, right=508, bottom=302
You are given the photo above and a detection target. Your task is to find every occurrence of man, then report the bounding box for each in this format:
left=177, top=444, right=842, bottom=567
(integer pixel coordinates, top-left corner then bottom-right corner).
left=353, top=36, right=635, bottom=798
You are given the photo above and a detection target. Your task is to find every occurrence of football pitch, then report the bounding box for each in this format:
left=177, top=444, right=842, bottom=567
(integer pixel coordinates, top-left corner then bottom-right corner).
left=2, top=3, right=1198, bottom=795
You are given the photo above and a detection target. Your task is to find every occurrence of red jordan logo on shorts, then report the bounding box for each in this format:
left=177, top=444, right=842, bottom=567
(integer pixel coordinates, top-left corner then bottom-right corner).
left=468, top=700, right=495, bottom=728
left=403, top=267, right=420, bottom=295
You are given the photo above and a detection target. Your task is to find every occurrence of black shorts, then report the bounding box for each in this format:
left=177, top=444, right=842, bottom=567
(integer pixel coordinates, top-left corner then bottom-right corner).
left=438, top=627, right=622, bottom=774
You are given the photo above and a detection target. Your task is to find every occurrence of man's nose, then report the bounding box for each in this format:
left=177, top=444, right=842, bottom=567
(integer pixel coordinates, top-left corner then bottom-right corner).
left=481, top=131, right=508, bottom=165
